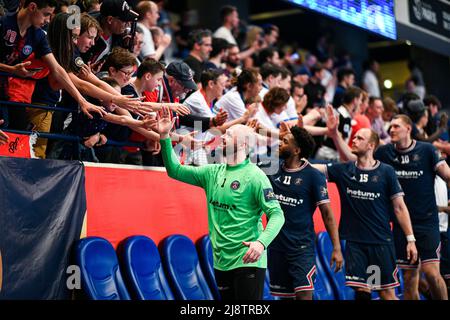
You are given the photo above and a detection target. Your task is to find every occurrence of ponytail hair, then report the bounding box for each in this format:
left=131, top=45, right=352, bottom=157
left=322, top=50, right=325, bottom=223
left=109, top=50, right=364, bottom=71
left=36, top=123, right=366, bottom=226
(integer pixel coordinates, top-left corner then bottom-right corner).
left=231, top=68, right=260, bottom=93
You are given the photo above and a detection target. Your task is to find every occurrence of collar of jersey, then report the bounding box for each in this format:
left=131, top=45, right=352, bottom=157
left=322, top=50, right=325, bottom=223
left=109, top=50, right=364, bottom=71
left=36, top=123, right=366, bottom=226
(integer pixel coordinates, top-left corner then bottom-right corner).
left=394, top=139, right=416, bottom=154
left=354, top=160, right=381, bottom=171
left=227, top=157, right=250, bottom=170
left=282, top=159, right=309, bottom=172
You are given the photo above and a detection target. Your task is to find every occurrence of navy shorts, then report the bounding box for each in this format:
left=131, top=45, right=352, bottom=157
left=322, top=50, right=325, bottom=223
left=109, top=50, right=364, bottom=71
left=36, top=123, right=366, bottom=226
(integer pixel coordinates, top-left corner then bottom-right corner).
left=268, top=245, right=316, bottom=298
left=345, top=241, right=400, bottom=291
left=441, top=230, right=450, bottom=280
left=393, top=223, right=441, bottom=269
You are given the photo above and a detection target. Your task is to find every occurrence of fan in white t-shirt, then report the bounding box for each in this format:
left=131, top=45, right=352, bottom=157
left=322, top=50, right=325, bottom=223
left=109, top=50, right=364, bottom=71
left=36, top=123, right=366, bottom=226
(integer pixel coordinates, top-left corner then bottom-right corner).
left=258, top=63, right=282, bottom=100
left=251, top=87, right=291, bottom=156
left=254, top=87, right=290, bottom=132
left=213, top=5, right=239, bottom=45
left=136, top=1, right=172, bottom=62
left=214, top=68, right=262, bottom=121
left=183, top=69, right=256, bottom=165
left=258, top=64, right=299, bottom=128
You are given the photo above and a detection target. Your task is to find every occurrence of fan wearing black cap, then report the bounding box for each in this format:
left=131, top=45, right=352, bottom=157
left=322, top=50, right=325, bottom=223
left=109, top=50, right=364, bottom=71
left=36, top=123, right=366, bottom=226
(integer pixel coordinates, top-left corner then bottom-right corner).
left=161, top=61, right=228, bottom=133
left=83, top=0, right=139, bottom=66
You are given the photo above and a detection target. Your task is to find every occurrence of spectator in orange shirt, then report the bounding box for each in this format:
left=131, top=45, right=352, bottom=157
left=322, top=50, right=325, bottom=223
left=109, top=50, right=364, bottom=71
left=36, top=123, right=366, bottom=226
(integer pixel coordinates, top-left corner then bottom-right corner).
left=348, top=91, right=371, bottom=147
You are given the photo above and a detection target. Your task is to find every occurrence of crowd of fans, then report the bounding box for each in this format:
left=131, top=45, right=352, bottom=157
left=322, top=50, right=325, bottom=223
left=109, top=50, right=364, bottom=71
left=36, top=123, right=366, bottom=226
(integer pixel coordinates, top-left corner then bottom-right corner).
left=0, top=0, right=448, bottom=168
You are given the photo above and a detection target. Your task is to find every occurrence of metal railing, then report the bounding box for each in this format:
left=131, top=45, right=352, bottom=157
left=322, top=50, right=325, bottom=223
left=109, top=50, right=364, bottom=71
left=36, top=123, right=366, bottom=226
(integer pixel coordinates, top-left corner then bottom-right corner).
left=0, top=101, right=144, bottom=148
left=0, top=71, right=145, bottom=149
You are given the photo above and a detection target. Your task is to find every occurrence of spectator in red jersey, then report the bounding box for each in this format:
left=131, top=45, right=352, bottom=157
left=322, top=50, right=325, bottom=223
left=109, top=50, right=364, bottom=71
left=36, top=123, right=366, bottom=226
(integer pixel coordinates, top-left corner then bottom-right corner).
left=366, top=96, right=390, bottom=144
left=348, top=90, right=371, bottom=147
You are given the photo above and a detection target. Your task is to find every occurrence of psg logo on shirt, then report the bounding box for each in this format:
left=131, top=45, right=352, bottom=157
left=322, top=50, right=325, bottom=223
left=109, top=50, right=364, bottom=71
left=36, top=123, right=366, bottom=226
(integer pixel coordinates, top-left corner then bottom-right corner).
left=230, top=180, right=240, bottom=190
left=22, top=45, right=33, bottom=56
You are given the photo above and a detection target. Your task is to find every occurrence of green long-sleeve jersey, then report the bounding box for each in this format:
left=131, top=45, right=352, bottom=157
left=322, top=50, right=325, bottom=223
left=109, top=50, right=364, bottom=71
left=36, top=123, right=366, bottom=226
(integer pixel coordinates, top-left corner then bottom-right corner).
left=161, top=138, right=285, bottom=271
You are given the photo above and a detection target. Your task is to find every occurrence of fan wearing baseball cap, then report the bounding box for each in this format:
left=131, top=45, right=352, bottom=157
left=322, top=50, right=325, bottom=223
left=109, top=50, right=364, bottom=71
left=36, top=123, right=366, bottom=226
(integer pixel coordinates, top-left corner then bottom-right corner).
left=83, top=0, right=138, bottom=65
left=158, top=61, right=228, bottom=142
left=166, top=61, right=198, bottom=94
left=100, top=0, right=139, bottom=22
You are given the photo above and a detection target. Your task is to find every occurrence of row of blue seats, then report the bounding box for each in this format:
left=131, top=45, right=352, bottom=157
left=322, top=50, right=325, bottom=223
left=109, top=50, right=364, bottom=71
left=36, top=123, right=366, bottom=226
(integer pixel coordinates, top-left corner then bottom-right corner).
left=75, top=234, right=217, bottom=300
left=74, top=232, right=406, bottom=300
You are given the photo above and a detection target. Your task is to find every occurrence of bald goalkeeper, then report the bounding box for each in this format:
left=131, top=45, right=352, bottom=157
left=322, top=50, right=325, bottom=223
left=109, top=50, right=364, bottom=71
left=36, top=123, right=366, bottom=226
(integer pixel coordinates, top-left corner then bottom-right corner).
left=157, top=107, right=285, bottom=300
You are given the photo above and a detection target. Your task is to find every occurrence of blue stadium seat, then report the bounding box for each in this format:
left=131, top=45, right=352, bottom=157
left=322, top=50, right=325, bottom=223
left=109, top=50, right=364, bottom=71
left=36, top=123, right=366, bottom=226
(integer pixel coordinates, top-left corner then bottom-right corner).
left=314, top=252, right=336, bottom=300
left=119, top=235, right=175, bottom=300
left=263, top=270, right=277, bottom=300
left=371, top=290, right=381, bottom=300
left=316, top=232, right=355, bottom=300
left=196, top=235, right=277, bottom=300
left=161, top=234, right=214, bottom=300
left=75, top=237, right=131, bottom=300
left=196, top=235, right=221, bottom=300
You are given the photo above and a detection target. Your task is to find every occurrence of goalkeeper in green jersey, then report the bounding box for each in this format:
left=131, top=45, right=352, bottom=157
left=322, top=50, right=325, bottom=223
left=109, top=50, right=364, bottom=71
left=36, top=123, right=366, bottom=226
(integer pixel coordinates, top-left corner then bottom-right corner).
left=157, top=107, right=285, bottom=300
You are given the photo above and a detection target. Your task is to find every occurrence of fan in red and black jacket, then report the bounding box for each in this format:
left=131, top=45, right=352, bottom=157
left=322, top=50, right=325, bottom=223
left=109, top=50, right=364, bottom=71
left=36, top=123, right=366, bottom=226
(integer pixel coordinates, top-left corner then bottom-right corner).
left=82, top=0, right=138, bottom=66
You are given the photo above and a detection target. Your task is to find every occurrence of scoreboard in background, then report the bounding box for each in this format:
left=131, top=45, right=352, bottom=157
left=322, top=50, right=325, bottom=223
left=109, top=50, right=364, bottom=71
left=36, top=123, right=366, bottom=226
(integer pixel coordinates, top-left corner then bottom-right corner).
left=286, top=0, right=397, bottom=39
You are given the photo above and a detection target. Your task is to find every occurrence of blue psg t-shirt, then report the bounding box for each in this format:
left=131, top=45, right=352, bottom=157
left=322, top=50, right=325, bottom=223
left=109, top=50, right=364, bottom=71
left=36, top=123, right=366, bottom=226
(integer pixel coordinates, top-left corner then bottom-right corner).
left=326, top=161, right=404, bottom=244
left=375, top=140, right=445, bottom=227
left=268, top=161, right=330, bottom=251
left=0, top=12, right=52, bottom=98
left=0, top=12, right=52, bottom=66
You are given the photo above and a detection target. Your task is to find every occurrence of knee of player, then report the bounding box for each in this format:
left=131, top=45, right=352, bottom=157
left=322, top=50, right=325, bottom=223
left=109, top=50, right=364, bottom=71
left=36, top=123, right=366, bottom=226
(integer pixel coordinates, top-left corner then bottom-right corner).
left=424, top=272, right=444, bottom=286
left=402, top=269, right=420, bottom=282
left=378, top=289, right=397, bottom=300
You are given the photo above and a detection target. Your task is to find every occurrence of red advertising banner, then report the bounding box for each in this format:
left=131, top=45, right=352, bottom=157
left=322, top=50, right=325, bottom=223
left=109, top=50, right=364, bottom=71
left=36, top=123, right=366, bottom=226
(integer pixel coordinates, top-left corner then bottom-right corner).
left=84, top=163, right=341, bottom=248
left=0, top=133, right=34, bottom=158
left=84, top=164, right=210, bottom=248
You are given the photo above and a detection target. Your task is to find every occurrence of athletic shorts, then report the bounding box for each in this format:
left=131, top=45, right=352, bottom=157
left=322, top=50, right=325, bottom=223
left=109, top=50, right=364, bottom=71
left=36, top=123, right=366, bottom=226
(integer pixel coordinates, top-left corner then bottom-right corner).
left=344, top=241, right=400, bottom=291
left=214, top=267, right=266, bottom=301
left=393, top=223, right=441, bottom=269
left=440, top=230, right=450, bottom=280
left=268, top=245, right=316, bottom=298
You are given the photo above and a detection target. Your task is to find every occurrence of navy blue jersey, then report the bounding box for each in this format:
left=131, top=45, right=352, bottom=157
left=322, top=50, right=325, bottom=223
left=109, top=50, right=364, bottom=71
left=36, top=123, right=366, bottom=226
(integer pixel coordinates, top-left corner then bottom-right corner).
left=59, top=49, right=83, bottom=112
left=32, top=77, right=61, bottom=107
left=326, top=161, right=404, bottom=244
left=268, top=161, right=330, bottom=251
left=100, top=84, right=139, bottom=142
left=375, top=140, right=444, bottom=226
left=0, top=12, right=52, bottom=99
left=0, top=13, right=52, bottom=66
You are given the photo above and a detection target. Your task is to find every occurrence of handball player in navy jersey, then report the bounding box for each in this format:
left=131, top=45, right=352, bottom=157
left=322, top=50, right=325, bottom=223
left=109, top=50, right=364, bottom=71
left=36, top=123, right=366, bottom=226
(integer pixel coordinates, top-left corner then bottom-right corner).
left=267, top=126, right=343, bottom=300
left=315, top=109, right=417, bottom=300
